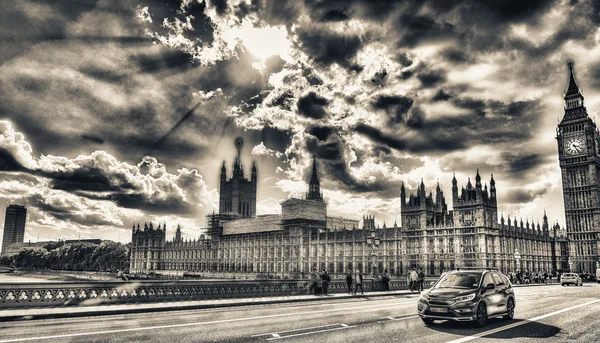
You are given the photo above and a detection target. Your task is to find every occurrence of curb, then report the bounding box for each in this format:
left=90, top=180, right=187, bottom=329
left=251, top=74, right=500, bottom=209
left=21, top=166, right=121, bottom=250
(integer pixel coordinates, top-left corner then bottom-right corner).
left=0, top=290, right=414, bottom=322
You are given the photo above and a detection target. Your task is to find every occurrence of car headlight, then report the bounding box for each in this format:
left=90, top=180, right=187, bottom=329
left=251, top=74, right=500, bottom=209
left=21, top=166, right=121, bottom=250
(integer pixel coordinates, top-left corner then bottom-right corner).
left=419, top=293, right=430, bottom=301
left=454, top=293, right=476, bottom=303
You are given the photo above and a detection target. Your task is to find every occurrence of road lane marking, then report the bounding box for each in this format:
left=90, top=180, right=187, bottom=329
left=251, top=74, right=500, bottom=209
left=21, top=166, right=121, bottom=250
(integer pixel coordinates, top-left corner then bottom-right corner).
left=265, top=325, right=357, bottom=340
left=445, top=299, right=600, bottom=343
left=251, top=323, right=344, bottom=337
left=0, top=301, right=409, bottom=343
left=379, top=315, right=419, bottom=321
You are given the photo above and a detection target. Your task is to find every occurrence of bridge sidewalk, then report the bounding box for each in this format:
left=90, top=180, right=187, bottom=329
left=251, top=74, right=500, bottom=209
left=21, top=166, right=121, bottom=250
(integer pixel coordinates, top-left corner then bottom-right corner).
left=0, top=283, right=562, bottom=322
left=0, top=289, right=416, bottom=322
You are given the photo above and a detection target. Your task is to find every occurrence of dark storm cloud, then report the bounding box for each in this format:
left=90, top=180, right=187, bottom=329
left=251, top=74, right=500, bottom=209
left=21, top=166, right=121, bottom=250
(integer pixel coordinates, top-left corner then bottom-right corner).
left=268, top=90, right=295, bottom=111
left=417, top=69, right=446, bottom=88
left=589, top=61, right=600, bottom=89
left=372, top=95, right=414, bottom=125
left=0, top=149, right=26, bottom=172
left=296, top=25, right=362, bottom=68
left=305, top=132, right=387, bottom=194
left=393, top=13, right=455, bottom=47
left=357, top=96, right=544, bottom=153
left=144, top=0, right=214, bottom=43
left=307, top=126, right=335, bottom=142
left=431, top=89, right=452, bottom=102
left=503, top=152, right=547, bottom=176
left=355, top=123, right=407, bottom=151
left=211, top=0, right=229, bottom=15
left=304, top=0, right=351, bottom=22
left=301, top=67, right=324, bottom=86
left=504, top=188, right=549, bottom=204
left=440, top=48, right=472, bottom=64
left=108, top=193, right=196, bottom=215
left=371, top=69, right=388, bottom=86
left=355, top=122, right=466, bottom=153
left=130, top=49, right=194, bottom=74
left=297, top=92, right=330, bottom=119
left=81, top=135, right=105, bottom=144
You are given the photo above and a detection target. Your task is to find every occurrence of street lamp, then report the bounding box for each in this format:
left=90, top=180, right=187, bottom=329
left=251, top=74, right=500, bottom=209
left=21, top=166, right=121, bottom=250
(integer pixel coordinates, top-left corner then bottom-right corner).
left=514, top=248, right=521, bottom=272
left=366, top=229, right=381, bottom=278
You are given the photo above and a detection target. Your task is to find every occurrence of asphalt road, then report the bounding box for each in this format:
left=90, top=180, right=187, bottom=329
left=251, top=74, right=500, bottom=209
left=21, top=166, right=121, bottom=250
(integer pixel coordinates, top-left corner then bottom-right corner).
left=1, top=284, right=599, bottom=343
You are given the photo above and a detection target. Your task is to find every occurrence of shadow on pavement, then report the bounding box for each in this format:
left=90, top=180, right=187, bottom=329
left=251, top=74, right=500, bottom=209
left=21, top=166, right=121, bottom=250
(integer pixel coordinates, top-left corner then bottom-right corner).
left=425, top=318, right=561, bottom=339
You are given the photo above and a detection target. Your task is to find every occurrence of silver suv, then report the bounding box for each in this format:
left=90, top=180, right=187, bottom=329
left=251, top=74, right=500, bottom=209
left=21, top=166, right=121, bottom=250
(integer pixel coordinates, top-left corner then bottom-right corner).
left=418, top=269, right=516, bottom=327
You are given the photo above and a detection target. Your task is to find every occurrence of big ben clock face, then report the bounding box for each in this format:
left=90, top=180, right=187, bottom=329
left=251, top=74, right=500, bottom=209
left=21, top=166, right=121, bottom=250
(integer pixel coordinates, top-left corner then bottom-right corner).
left=564, top=135, right=586, bottom=155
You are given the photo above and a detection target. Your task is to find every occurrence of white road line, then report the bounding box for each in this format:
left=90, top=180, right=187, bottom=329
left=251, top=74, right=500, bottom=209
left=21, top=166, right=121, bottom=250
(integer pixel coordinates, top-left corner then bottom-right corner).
left=379, top=315, right=419, bottom=321
left=265, top=325, right=356, bottom=340
left=0, top=301, right=406, bottom=343
left=251, top=323, right=344, bottom=337
left=391, top=315, right=419, bottom=321
left=445, top=299, right=600, bottom=343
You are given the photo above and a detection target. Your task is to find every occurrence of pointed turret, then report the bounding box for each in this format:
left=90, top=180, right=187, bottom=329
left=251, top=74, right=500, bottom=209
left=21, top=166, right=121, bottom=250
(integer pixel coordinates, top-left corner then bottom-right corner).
left=475, top=169, right=482, bottom=189
left=175, top=224, right=182, bottom=242
left=307, top=157, right=323, bottom=201
left=564, top=59, right=585, bottom=110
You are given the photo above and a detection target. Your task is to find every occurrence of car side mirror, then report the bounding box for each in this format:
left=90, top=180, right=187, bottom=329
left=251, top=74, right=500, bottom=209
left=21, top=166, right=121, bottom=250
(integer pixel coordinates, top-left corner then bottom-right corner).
left=485, top=283, right=495, bottom=290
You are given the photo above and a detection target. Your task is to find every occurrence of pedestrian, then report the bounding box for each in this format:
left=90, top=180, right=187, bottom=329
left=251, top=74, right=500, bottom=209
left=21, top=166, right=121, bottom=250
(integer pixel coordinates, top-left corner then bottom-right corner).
left=309, top=268, right=318, bottom=295
left=409, top=268, right=419, bottom=292
left=321, top=269, right=331, bottom=295
left=345, top=270, right=353, bottom=293
left=543, top=271, right=548, bottom=284
left=417, top=268, right=425, bottom=291
left=354, top=269, right=364, bottom=295
left=382, top=269, right=390, bottom=291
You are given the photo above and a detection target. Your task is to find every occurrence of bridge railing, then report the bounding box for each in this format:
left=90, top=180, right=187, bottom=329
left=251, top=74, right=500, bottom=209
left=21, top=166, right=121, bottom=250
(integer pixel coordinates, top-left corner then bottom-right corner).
left=0, top=277, right=437, bottom=309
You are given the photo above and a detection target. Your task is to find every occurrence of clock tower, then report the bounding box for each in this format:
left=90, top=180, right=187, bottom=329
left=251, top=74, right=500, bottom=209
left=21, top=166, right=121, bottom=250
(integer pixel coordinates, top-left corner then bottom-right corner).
left=556, top=60, right=600, bottom=273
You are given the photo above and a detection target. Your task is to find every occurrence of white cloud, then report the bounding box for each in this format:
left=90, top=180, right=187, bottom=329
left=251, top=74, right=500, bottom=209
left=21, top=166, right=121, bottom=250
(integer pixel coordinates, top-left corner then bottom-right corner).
left=251, top=142, right=283, bottom=158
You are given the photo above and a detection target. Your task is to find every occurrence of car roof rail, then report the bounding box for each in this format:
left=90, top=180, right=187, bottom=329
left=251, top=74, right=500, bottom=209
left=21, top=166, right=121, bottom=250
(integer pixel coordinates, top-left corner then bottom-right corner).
left=455, top=267, right=498, bottom=271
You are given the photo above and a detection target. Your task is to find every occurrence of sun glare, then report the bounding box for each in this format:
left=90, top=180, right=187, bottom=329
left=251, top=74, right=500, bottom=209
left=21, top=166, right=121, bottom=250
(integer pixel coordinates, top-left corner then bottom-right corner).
left=225, top=22, right=292, bottom=64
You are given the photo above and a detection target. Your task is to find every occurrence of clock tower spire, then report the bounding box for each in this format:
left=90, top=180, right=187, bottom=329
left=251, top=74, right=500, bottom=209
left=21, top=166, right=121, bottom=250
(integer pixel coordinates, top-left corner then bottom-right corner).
left=556, top=59, right=600, bottom=273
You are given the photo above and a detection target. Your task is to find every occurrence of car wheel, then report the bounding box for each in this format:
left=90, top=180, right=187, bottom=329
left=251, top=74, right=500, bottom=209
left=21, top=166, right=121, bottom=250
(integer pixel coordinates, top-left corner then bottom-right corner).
left=561, top=283, right=565, bottom=286
left=503, top=298, right=515, bottom=320
left=475, top=303, right=487, bottom=327
left=422, top=318, right=435, bottom=325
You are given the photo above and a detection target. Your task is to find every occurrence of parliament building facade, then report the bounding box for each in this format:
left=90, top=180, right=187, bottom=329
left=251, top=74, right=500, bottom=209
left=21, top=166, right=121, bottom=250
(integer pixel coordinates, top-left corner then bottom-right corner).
left=131, top=62, right=600, bottom=278
left=130, top=140, right=569, bottom=278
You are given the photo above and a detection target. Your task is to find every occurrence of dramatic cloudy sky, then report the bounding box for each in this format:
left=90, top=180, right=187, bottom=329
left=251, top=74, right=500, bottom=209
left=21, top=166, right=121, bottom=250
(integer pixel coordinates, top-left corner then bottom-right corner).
left=1, top=0, right=600, bottom=243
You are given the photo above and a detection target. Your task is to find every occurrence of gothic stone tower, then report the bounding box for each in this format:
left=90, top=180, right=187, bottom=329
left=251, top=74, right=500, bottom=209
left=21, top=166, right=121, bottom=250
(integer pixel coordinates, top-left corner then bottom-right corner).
left=306, top=157, right=323, bottom=201
left=556, top=60, right=600, bottom=273
left=219, top=137, right=257, bottom=218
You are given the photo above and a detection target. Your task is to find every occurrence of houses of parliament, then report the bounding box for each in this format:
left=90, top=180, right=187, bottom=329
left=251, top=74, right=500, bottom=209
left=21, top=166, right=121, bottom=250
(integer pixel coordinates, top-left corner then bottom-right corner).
left=130, top=61, right=600, bottom=278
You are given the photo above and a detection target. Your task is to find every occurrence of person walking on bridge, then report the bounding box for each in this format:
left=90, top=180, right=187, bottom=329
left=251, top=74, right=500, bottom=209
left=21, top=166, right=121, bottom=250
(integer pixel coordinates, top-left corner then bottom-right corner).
left=345, top=270, right=353, bottom=293
left=321, top=269, right=331, bottom=295
left=409, top=268, right=419, bottom=292
left=354, top=269, right=364, bottom=295
left=309, top=268, right=318, bottom=295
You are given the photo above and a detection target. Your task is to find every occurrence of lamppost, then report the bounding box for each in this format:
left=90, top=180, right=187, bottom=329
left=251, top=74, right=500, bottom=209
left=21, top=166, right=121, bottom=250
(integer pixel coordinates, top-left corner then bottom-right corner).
left=514, top=248, right=521, bottom=272
left=366, top=229, right=380, bottom=278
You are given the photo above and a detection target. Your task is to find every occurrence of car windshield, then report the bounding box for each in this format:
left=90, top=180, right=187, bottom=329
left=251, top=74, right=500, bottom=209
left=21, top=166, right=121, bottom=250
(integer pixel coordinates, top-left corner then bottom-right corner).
left=434, top=272, right=482, bottom=289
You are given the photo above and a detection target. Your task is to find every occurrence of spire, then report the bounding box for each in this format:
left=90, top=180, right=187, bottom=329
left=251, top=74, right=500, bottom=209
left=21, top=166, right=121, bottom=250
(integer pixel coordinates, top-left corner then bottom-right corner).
left=565, top=59, right=581, bottom=97
left=564, top=59, right=585, bottom=112
left=307, top=156, right=323, bottom=201
left=475, top=168, right=481, bottom=188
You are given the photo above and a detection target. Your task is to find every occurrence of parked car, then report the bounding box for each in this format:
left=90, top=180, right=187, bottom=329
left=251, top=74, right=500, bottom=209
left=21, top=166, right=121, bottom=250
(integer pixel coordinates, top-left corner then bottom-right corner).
left=561, top=273, right=582, bottom=286
left=418, top=268, right=515, bottom=327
